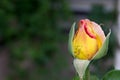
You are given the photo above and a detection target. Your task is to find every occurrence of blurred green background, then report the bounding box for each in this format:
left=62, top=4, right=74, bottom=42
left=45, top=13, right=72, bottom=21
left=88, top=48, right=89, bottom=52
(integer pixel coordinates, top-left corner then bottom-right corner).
left=0, top=0, right=117, bottom=80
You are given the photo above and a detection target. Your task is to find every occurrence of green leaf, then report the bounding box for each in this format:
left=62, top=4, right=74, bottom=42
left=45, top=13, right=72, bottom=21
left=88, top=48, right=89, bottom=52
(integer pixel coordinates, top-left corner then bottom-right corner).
left=93, top=30, right=111, bottom=59
left=73, top=59, right=90, bottom=79
left=68, top=22, right=76, bottom=56
left=102, top=70, right=120, bottom=80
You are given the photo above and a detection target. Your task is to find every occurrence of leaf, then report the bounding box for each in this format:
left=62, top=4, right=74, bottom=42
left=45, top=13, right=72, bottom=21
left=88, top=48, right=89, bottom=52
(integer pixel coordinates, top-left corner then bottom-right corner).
left=93, top=30, right=111, bottom=59
left=102, top=70, right=120, bottom=80
left=68, top=22, right=76, bottom=56
left=73, top=59, right=90, bottom=79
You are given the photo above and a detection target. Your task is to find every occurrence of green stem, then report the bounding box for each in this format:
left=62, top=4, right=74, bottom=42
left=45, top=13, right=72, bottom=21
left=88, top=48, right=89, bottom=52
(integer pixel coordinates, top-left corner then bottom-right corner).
left=84, top=67, right=90, bottom=80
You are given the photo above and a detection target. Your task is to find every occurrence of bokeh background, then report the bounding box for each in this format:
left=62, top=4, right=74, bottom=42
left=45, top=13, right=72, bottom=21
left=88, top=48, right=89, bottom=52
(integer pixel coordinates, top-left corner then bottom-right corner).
left=0, top=0, right=119, bottom=80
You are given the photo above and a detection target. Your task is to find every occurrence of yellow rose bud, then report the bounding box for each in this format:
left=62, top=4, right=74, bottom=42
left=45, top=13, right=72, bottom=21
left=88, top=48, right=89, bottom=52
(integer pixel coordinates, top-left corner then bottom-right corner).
left=72, top=19, right=105, bottom=60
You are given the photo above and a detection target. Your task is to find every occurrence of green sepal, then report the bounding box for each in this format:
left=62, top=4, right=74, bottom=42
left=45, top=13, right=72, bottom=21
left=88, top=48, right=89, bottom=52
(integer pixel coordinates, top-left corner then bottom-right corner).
left=102, top=70, right=120, bottom=80
left=92, top=30, right=111, bottom=60
left=68, top=22, right=76, bottom=56
left=73, top=59, right=90, bottom=79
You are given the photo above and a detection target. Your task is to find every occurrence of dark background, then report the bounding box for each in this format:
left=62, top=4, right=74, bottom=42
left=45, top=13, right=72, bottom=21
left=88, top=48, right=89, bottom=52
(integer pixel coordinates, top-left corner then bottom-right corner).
left=0, top=0, right=117, bottom=80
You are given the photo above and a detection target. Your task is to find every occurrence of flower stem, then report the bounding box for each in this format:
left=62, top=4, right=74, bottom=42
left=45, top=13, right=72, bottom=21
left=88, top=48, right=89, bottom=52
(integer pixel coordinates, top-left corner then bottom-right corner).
left=84, top=67, right=90, bottom=80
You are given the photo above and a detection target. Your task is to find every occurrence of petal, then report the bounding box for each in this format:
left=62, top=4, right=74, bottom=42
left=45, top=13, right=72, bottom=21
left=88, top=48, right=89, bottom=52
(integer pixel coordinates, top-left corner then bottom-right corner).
left=72, top=21, right=98, bottom=60
left=92, top=30, right=111, bottom=60
left=83, top=19, right=96, bottom=39
left=92, top=22, right=106, bottom=42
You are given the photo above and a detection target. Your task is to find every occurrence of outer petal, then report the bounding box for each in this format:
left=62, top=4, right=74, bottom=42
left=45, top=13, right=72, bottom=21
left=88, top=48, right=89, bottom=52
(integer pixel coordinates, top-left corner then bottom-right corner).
left=92, top=22, right=106, bottom=43
left=84, top=19, right=105, bottom=50
left=92, top=30, right=111, bottom=60
left=72, top=20, right=98, bottom=60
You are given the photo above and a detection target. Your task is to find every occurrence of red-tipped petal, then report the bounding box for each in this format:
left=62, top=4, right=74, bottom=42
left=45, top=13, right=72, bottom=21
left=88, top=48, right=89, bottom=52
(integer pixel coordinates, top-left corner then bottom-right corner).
left=84, top=23, right=96, bottom=39
left=92, top=22, right=105, bottom=42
